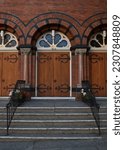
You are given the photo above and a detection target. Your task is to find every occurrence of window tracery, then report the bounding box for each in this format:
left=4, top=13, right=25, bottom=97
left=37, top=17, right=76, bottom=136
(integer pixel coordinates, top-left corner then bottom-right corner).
left=0, top=30, right=18, bottom=49
left=36, top=30, right=71, bottom=50
left=88, top=30, right=107, bottom=50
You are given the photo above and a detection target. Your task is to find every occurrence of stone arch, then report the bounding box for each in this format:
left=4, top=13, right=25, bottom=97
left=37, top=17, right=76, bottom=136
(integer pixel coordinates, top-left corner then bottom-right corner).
left=0, top=12, right=25, bottom=45
left=26, top=12, right=82, bottom=47
left=31, top=24, right=73, bottom=47
left=81, top=12, right=107, bottom=45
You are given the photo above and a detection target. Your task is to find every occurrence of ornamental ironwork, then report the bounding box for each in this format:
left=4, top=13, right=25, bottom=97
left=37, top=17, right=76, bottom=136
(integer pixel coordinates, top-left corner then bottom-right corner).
left=55, top=54, right=70, bottom=63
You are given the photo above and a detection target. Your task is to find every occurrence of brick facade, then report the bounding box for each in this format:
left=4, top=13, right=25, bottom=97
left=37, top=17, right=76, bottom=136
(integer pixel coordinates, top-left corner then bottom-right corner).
left=0, top=0, right=107, bottom=46
left=0, top=0, right=107, bottom=97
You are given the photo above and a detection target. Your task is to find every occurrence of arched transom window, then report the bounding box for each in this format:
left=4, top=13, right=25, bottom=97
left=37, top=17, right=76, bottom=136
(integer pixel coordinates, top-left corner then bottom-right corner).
left=88, top=30, right=107, bottom=50
left=0, top=30, right=18, bottom=50
left=36, top=30, right=71, bottom=50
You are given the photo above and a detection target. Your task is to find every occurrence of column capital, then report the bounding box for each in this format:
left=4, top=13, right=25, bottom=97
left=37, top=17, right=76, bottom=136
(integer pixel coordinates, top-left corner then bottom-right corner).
left=70, top=45, right=90, bottom=55
left=19, top=48, right=31, bottom=55
left=17, top=45, right=37, bottom=55
left=75, top=48, right=87, bottom=55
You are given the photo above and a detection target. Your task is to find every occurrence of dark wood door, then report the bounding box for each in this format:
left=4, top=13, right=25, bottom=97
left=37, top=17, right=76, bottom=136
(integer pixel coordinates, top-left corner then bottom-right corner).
left=89, top=52, right=107, bottom=97
left=0, top=53, right=2, bottom=96
left=37, top=52, right=53, bottom=96
left=53, top=52, right=70, bottom=96
left=0, top=52, right=20, bottom=96
left=37, top=52, right=70, bottom=96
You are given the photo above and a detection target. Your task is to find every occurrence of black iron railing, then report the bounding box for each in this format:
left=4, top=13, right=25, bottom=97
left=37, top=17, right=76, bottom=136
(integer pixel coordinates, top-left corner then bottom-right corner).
left=6, top=80, right=27, bottom=135
left=82, top=90, right=101, bottom=135
left=75, top=80, right=101, bottom=135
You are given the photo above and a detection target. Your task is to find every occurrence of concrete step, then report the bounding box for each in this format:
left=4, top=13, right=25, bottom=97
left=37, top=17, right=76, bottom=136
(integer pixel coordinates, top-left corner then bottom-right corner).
left=0, top=112, right=107, bottom=120
left=13, top=106, right=107, bottom=113
left=0, top=119, right=106, bottom=127
left=0, top=134, right=104, bottom=142
left=0, top=97, right=107, bottom=107
left=0, top=127, right=106, bottom=136
left=96, top=98, right=107, bottom=106
left=0, top=98, right=107, bottom=141
left=0, top=107, right=6, bottom=113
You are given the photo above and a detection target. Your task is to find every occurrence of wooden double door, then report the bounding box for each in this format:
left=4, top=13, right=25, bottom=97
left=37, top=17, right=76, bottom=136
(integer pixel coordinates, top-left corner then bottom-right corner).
left=0, top=52, right=20, bottom=96
left=89, top=52, right=107, bottom=97
left=37, top=52, right=70, bottom=97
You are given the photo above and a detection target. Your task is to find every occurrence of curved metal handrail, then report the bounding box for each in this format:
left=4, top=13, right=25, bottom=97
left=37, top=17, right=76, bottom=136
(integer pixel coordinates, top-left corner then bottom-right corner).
left=6, top=80, right=26, bottom=135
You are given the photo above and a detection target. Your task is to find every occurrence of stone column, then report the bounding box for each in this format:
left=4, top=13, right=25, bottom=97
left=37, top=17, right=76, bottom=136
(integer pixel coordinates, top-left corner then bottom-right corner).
left=75, top=48, right=87, bottom=85
left=19, top=48, right=31, bottom=83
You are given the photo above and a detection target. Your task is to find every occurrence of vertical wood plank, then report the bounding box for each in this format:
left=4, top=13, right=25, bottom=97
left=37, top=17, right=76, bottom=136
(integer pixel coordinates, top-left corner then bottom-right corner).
left=54, top=52, right=70, bottom=96
left=0, top=53, right=3, bottom=96
left=37, top=52, right=53, bottom=96
left=37, top=52, right=70, bottom=97
left=89, top=52, right=107, bottom=97
left=2, top=52, right=20, bottom=96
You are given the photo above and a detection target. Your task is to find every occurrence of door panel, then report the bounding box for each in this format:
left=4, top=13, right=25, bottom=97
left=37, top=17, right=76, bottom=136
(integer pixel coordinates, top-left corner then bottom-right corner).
left=54, top=53, right=70, bottom=96
left=0, top=52, right=20, bottom=96
left=0, top=53, right=2, bottom=95
left=104, top=53, right=107, bottom=96
left=37, top=52, right=53, bottom=96
left=89, top=52, right=107, bottom=97
left=37, top=52, right=70, bottom=97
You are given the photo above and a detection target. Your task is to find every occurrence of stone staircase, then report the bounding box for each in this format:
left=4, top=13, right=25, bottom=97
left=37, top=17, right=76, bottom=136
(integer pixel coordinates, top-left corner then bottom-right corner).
left=0, top=97, right=107, bottom=141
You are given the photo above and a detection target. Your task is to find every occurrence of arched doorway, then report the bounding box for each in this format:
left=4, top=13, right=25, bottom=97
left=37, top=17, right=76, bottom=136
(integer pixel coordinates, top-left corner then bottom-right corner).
left=88, top=29, right=107, bottom=97
left=35, top=30, right=71, bottom=97
left=0, top=30, right=20, bottom=96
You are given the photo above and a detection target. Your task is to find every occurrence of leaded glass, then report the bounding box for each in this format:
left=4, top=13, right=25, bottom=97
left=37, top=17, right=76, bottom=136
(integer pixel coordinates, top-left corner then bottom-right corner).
left=45, top=34, right=52, bottom=44
left=6, top=40, right=17, bottom=47
left=89, top=30, right=107, bottom=50
left=36, top=30, right=71, bottom=50
left=57, top=40, right=68, bottom=47
left=39, top=40, right=50, bottom=47
left=0, top=30, right=18, bottom=49
left=54, top=34, right=61, bottom=44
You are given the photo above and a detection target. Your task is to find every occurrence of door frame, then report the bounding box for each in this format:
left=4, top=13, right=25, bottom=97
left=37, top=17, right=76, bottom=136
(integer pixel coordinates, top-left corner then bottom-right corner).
left=35, top=50, right=72, bottom=97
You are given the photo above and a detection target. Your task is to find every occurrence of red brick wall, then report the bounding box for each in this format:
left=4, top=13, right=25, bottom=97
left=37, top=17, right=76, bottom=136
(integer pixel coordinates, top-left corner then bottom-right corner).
left=0, top=0, right=106, bottom=24
left=0, top=0, right=107, bottom=46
